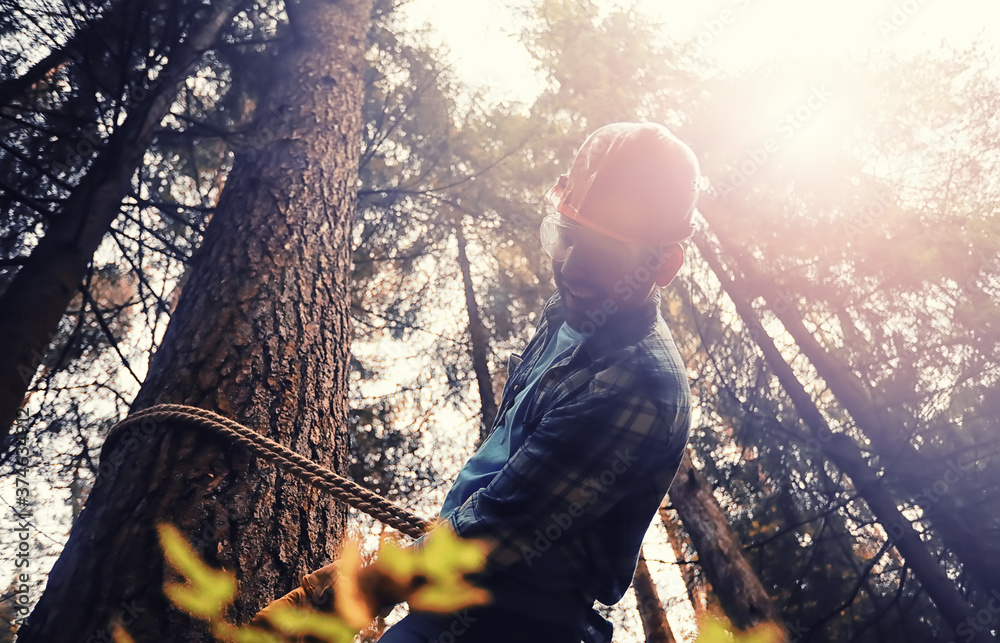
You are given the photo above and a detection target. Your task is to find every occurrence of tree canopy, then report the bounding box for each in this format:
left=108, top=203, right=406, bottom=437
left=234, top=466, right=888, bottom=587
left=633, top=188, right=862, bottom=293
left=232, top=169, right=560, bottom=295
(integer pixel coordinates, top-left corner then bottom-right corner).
left=1, top=0, right=997, bottom=641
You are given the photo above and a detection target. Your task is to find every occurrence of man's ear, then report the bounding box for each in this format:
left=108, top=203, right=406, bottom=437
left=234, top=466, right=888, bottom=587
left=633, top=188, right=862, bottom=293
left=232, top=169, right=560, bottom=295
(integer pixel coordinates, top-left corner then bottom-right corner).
left=654, top=244, right=684, bottom=287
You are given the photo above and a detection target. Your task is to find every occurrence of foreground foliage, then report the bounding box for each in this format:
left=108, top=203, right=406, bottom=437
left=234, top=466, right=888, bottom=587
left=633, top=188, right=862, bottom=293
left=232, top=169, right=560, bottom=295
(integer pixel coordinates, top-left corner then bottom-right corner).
left=126, top=523, right=489, bottom=643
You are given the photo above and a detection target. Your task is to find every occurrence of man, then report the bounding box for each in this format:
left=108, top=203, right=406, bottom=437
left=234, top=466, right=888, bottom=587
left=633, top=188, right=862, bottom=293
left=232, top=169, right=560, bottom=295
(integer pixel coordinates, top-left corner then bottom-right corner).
left=378, top=121, right=699, bottom=642
left=254, top=121, right=699, bottom=642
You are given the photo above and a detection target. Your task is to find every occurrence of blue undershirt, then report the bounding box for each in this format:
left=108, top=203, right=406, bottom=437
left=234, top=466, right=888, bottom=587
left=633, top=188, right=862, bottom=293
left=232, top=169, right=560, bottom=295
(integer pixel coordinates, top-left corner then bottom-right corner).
left=440, top=321, right=585, bottom=517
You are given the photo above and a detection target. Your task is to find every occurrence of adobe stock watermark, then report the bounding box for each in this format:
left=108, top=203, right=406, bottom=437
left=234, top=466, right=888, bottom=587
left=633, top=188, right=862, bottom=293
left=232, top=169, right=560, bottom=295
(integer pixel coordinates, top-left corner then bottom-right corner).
left=424, top=609, right=479, bottom=643
left=844, top=189, right=895, bottom=242
left=95, top=417, right=231, bottom=549
left=16, top=327, right=61, bottom=386
left=883, top=454, right=978, bottom=545
left=691, top=0, right=753, bottom=57
left=878, top=0, right=933, bottom=41
left=83, top=600, right=147, bottom=643
left=714, top=85, right=834, bottom=199
left=951, top=591, right=1000, bottom=643
left=10, top=408, right=33, bottom=629
left=518, top=448, right=640, bottom=565
left=573, top=244, right=677, bottom=338
left=845, top=195, right=999, bottom=293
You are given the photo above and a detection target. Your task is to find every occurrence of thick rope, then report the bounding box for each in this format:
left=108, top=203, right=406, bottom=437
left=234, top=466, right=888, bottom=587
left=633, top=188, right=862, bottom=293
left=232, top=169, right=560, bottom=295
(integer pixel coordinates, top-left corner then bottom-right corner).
left=103, top=404, right=430, bottom=539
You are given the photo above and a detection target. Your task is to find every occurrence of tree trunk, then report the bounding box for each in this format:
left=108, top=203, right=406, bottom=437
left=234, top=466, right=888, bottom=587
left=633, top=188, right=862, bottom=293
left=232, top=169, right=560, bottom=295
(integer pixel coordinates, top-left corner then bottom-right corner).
left=633, top=547, right=677, bottom=643
left=0, top=1, right=243, bottom=445
left=700, top=198, right=1000, bottom=597
left=666, top=451, right=782, bottom=632
left=454, top=222, right=498, bottom=442
left=695, top=233, right=997, bottom=643
left=660, top=504, right=707, bottom=612
left=16, top=0, right=371, bottom=640
left=1, top=30, right=79, bottom=107
left=0, top=0, right=142, bottom=108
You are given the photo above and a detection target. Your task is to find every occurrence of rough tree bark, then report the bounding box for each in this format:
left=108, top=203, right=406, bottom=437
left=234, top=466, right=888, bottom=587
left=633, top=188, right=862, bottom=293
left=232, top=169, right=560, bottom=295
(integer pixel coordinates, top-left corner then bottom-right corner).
left=633, top=547, right=677, bottom=643
left=454, top=222, right=498, bottom=442
left=17, top=0, right=372, bottom=640
left=0, top=0, right=244, bottom=445
left=666, top=451, right=783, bottom=632
left=695, top=233, right=997, bottom=643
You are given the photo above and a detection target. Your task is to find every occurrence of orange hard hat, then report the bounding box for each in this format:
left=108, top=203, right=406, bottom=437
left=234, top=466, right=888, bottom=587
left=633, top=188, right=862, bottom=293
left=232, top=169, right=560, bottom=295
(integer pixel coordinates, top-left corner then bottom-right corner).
left=546, top=122, right=700, bottom=245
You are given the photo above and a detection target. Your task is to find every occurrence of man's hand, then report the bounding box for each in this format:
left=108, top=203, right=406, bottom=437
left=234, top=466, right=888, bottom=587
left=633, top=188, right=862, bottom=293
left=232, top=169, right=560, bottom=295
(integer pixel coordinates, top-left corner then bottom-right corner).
left=247, top=552, right=426, bottom=635
left=249, top=524, right=490, bottom=640
left=250, top=560, right=341, bottom=633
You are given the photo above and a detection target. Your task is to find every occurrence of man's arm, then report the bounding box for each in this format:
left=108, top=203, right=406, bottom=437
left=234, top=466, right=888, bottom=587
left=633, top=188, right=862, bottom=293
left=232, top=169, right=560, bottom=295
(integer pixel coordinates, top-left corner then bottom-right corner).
left=444, top=374, right=687, bottom=572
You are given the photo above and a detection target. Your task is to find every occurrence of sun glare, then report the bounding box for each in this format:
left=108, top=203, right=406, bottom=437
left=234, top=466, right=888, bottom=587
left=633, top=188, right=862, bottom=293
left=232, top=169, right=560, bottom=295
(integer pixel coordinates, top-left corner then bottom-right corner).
left=403, top=0, right=999, bottom=103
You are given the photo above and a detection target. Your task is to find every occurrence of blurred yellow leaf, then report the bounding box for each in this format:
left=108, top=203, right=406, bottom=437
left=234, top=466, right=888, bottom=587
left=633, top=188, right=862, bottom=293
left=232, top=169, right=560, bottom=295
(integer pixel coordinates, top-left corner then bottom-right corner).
left=375, top=536, right=418, bottom=585
left=696, top=612, right=785, bottom=643
left=408, top=579, right=491, bottom=613
left=265, top=605, right=357, bottom=643
left=158, top=523, right=237, bottom=621
left=111, top=622, right=136, bottom=643
left=157, top=521, right=491, bottom=642
left=383, top=523, right=491, bottom=614
left=333, top=541, right=374, bottom=630
left=415, top=523, right=489, bottom=583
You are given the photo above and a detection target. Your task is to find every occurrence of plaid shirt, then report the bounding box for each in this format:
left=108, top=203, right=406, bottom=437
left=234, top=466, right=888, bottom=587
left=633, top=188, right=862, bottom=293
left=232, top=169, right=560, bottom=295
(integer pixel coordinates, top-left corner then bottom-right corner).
left=440, top=290, right=691, bottom=642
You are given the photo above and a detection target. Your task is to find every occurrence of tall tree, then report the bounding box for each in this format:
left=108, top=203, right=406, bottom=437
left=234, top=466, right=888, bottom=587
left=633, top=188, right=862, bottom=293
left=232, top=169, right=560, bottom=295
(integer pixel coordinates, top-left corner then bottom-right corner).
left=0, top=0, right=245, bottom=444
left=633, top=547, right=677, bottom=643
left=0, top=1, right=131, bottom=108
left=700, top=198, right=1000, bottom=599
left=677, top=245, right=944, bottom=641
left=454, top=221, right=499, bottom=442
left=16, top=0, right=372, bottom=639
left=660, top=508, right=708, bottom=614
left=666, top=451, right=783, bottom=632
left=694, top=232, right=995, bottom=643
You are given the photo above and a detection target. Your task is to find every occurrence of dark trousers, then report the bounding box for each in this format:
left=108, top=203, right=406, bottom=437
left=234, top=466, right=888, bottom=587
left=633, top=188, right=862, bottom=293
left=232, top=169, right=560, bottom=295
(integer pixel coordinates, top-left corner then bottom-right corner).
left=377, top=606, right=582, bottom=643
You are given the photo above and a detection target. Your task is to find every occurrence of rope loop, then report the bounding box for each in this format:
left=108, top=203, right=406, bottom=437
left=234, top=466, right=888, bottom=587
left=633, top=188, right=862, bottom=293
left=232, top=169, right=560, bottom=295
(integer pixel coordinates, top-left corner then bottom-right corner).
left=104, top=404, right=430, bottom=539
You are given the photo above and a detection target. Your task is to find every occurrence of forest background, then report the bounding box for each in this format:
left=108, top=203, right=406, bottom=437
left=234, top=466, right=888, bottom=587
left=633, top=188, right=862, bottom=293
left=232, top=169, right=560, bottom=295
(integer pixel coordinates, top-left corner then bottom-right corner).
left=1, top=0, right=998, bottom=641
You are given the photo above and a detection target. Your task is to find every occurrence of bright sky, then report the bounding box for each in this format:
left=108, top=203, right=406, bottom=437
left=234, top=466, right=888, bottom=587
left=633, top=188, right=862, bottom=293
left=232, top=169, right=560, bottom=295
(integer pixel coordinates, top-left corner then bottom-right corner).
left=400, top=0, right=1000, bottom=102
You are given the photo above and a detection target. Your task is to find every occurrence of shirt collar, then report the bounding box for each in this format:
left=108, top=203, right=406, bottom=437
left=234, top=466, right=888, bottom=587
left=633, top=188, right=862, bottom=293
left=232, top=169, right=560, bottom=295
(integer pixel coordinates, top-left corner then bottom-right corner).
left=542, top=290, right=662, bottom=360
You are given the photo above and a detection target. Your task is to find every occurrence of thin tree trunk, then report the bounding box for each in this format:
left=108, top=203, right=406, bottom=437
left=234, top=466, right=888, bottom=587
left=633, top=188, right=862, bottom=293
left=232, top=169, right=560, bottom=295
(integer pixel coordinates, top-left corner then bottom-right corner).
left=0, top=1, right=243, bottom=445
left=660, top=502, right=707, bottom=612
left=666, top=451, right=783, bottom=631
left=0, top=1, right=131, bottom=108
left=695, top=233, right=997, bottom=643
left=454, top=222, right=498, bottom=442
left=1, top=42, right=75, bottom=108
left=700, top=198, right=1000, bottom=596
left=69, top=459, right=86, bottom=524
left=634, top=547, right=677, bottom=643
left=16, top=0, right=371, bottom=640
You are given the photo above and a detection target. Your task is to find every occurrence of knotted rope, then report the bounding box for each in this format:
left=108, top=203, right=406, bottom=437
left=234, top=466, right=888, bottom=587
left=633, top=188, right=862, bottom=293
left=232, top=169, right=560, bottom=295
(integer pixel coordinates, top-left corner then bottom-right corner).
left=103, top=404, right=430, bottom=539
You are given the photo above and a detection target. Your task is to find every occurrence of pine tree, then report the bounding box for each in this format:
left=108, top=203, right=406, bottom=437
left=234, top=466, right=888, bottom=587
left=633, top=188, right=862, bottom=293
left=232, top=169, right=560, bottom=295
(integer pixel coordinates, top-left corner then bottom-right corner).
left=633, top=547, right=677, bottom=643
left=16, top=0, right=372, bottom=639
left=0, top=0, right=245, bottom=443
